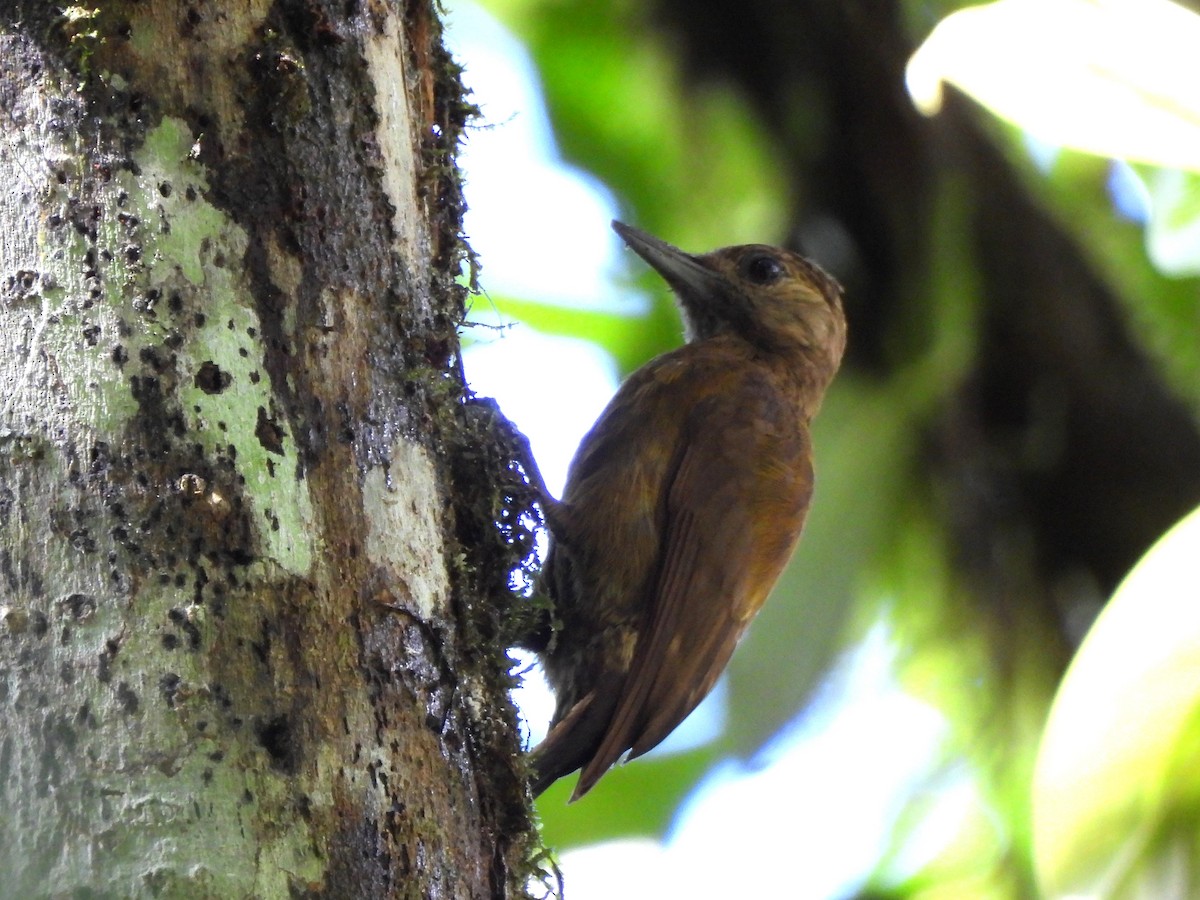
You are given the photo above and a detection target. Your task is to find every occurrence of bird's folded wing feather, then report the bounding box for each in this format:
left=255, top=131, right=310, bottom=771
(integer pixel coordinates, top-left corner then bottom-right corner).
left=572, top=376, right=813, bottom=798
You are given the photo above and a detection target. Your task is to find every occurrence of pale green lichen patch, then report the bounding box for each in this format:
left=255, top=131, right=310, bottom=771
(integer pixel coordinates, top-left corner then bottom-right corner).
left=175, top=290, right=316, bottom=576
left=130, top=117, right=232, bottom=287
left=123, top=117, right=316, bottom=576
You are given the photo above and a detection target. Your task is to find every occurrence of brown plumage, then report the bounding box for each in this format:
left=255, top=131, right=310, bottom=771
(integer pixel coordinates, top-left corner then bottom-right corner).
left=529, top=221, right=846, bottom=800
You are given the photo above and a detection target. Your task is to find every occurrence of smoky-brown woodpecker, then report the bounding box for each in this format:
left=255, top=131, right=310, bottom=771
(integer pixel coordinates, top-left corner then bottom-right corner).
left=528, top=220, right=846, bottom=800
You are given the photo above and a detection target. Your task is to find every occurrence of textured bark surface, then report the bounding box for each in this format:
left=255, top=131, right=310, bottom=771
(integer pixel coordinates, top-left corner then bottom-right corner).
left=0, top=1, right=534, bottom=896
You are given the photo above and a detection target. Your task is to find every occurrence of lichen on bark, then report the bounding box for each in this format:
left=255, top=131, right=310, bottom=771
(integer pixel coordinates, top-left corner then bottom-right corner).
left=0, top=2, right=541, bottom=896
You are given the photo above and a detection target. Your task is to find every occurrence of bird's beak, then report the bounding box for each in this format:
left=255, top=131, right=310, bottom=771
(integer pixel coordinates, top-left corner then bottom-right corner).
left=612, top=221, right=727, bottom=305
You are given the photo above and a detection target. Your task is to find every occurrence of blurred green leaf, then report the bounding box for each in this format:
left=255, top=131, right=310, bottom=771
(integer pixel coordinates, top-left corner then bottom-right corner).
left=1033, top=506, right=1200, bottom=899
left=1142, top=167, right=1200, bottom=276
left=908, top=0, right=1200, bottom=170
left=535, top=745, right=717, bottom=849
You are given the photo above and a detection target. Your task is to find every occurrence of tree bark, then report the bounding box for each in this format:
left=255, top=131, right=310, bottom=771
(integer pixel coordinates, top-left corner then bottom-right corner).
left=0, top=2, right=535, bottom=896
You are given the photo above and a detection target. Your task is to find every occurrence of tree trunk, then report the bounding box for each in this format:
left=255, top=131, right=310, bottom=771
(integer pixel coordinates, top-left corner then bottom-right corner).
left=0, top=2, right=536, bottom=896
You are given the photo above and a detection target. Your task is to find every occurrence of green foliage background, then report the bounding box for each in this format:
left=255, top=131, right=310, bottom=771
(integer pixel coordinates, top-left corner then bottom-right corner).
left=454, top=0, right=1200, bottom=895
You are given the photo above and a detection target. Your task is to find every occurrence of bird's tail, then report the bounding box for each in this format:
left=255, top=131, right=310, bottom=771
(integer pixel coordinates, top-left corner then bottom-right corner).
left=529, top=680, right=621, bottom=799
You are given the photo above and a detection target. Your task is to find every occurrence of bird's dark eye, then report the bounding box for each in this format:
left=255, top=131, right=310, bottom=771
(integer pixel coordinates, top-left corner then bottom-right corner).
left=743, top=253, right=784, bottom=285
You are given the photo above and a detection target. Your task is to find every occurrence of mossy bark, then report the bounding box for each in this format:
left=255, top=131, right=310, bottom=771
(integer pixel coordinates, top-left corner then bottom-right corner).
left=0, top=2, right=536, bottom=896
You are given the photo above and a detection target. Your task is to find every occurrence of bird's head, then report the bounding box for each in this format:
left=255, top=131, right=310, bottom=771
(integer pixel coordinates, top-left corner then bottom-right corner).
left=613, top=220, right=846, bottom=374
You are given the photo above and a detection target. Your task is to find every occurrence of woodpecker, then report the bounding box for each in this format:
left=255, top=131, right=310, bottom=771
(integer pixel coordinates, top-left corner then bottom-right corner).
left=528, top=220, right=846, bottom=800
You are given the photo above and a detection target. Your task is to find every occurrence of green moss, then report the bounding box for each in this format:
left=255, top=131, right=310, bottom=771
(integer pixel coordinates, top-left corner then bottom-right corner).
left=57, top=5, right=102, bottom=84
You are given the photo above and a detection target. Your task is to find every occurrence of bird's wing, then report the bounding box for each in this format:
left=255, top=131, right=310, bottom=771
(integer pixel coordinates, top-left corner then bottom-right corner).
left=571, top=375, right=813, bottom=799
